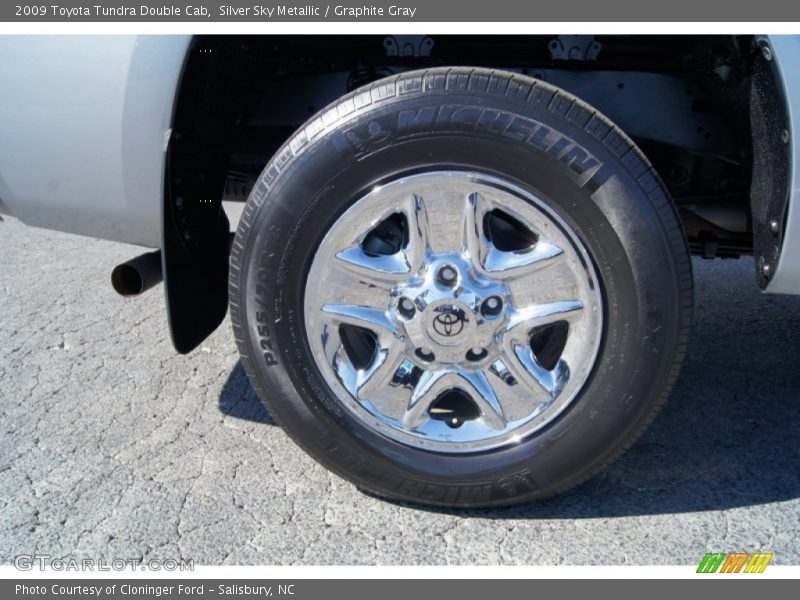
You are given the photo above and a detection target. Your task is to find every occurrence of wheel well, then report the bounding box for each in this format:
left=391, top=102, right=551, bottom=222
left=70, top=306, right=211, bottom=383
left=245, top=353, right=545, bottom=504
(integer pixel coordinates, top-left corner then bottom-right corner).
left=164, top=34, right=789, bottom=352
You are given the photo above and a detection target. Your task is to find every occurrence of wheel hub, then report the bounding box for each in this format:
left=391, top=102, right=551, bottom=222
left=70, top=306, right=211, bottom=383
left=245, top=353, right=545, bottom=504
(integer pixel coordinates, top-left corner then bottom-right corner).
left=393, top=254, right=509, bottom=368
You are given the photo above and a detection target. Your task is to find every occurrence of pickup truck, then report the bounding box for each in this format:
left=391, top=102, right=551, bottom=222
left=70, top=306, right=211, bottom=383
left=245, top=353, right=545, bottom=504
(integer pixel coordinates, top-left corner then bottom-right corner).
left=1, top=34, right=796, bottom=507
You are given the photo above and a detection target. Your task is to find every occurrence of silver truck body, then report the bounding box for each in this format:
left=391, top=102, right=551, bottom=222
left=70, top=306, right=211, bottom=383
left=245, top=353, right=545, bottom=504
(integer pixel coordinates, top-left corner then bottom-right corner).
left=0, top=35, right=190, bottom=248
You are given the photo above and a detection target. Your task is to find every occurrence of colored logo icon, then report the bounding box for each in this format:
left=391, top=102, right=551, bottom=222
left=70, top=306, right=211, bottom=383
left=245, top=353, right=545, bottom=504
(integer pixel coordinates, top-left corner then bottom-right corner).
left=697, top=552, right=773, bottom=573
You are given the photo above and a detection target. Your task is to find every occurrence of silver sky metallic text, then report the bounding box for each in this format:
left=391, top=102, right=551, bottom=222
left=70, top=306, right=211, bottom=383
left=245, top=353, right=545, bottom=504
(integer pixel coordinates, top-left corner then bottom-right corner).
left=220, top=5, right=322, bottom=17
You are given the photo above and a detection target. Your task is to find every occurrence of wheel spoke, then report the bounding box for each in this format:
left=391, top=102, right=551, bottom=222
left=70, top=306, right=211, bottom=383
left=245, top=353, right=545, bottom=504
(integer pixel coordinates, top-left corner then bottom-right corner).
left=506, top=300, right=584, bottom=339
left=458, top=370, right=507, bottom=430
left=403, top=193, right=431, bottom=274
left=484, top=240, right=564, bottom=279
left=462, top=191, right=492, bottom=271
left=335, top=246, right=412, bottom=282
left=501, top=341, right=570, bottom=400
left=323, top=308, right=407, bottom=401
left=330, top=343, right=359, bottom=396
left=402, top=368, right=507, bottom=431
left=356, top=339, right=407, bottom=400
left=321, top=304, right=398, bottom=337
left=335, top=194, right=431, bottom=282
left=462, top=191, right=564, bottom=278
left=402, top=370, right=447, bottom=430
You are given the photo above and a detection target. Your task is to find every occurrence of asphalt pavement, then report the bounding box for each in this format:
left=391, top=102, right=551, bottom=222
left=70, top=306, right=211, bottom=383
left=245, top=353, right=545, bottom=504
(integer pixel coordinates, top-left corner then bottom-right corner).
left=1, top=216, right=798, bottom=565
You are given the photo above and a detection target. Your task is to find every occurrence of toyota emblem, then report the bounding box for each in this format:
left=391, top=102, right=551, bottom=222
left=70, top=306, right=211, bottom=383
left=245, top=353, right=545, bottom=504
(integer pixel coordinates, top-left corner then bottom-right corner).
left=432, top=310, right=465, bottom=337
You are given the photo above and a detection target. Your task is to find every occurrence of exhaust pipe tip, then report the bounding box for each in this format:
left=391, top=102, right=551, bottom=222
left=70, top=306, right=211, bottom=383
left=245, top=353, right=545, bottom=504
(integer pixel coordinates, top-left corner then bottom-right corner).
left=111, top=263, right=146, bottom=296
left=111, top=250, right=163, bottom=297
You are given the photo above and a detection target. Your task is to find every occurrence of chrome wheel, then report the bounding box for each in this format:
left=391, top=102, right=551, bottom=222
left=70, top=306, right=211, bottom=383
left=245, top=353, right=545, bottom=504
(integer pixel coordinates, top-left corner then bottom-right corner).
left=304, top=171, right=603, bottom=452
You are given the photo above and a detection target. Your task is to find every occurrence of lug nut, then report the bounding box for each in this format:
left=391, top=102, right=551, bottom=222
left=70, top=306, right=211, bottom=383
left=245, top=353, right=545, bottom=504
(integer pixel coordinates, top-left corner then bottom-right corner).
left=437, top=265, right=458, bottom=286
left=398, top=297, right=416, bottom=319
left=415, top=348, right=435, bottom=362
left=466, top=347, right=488, bottom=362
left=481, top=296, right=503, bottom=317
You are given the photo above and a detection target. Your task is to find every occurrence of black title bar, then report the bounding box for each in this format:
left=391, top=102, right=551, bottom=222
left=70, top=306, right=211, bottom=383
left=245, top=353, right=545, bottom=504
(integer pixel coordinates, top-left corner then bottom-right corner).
left=4, top=0, right=800, bottom=22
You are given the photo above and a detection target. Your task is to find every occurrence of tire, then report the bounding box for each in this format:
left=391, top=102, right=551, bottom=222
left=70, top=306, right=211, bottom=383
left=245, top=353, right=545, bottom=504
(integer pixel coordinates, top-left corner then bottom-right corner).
left=229, top=67, right=693, bottom=508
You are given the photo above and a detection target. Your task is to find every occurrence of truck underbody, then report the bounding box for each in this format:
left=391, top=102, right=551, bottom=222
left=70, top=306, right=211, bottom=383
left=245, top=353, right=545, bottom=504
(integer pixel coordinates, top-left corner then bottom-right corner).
left=165, top=35, right=789, bottom=352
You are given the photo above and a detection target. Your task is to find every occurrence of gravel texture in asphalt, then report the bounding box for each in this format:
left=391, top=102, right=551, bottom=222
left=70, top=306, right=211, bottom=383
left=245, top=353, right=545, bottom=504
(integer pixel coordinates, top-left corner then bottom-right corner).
left=1, top=216, right=798, bottom=565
